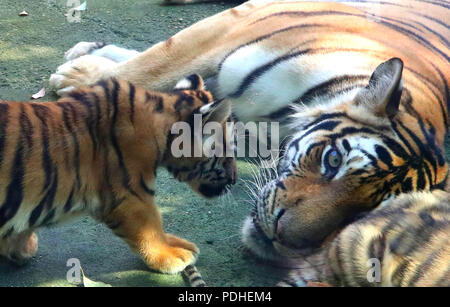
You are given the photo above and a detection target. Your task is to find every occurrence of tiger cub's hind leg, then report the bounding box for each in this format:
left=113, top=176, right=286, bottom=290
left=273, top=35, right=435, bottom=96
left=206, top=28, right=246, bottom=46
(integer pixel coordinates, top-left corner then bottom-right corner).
left=0, top=230, right=38, bottom=266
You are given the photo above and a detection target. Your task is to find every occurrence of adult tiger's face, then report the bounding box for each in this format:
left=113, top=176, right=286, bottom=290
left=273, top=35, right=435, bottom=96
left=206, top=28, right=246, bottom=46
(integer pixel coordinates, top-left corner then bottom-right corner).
left=242, top=58, right=448, bottom=261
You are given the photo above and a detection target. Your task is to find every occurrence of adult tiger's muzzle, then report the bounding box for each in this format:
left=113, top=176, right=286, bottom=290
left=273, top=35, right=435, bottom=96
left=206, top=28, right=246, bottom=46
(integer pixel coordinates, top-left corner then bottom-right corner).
left=242, top=178, right=348, bottom=261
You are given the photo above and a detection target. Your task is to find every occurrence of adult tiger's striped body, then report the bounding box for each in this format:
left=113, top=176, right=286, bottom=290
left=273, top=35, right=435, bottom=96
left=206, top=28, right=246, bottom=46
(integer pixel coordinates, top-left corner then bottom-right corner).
left=0, top=75, right=237, bottom=275
left=278, top=190, right=450, bottom=287
left=48, top=0, right=449, bottom=284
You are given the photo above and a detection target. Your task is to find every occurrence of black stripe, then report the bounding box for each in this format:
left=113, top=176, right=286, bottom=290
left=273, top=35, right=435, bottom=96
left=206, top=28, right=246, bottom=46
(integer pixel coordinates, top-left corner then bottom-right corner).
left=41, top=208, right=56, bottom=226
left=295, top=121, right=342, bottom=148
left=68, top=91, right=100, bottom=153
left=29, top=170, right=58, bottom=227
left=436, top=266, right=450, bottom=286
left=218, top=22, right=324, bottom=71
left=408, top=243, right=448, bottom=286
left=31, top=104, right=54, bottom=193
left=428, top=62, right=450, bottom=124
left=391, top=259, right=411, bottom=286
left=140, top=176, right=155, bottom=196
left=2, top=226, right=14, bottom=239
left=230, top=48, right=312, bottom=98
left=174, top=93, right=194, bottom=113
left=375, top=145, right=393, bottom=169
left=58, top=102, right=82, bottom=189
left=406, top=67, right=447, bottom=125
left=390, top=121, right=415, bottom=155
left=110, top=79, right=138, bottom=197
left=64, top=186, right=75, bottom=213
left=294, top=75, right=368, bottom=104
left=0, top=134, right=25, bottom=228
left=146, top=92, right=164, bottom=113
left=0, top=103, right=9, bottom=167
left=303, top=112, right=347, bottom=131
left=190, top=276, right=203, bottom=283
left=401, top=177, right=413, bottom=191
left=342, top=139, right=351, bottom=153
left=398, top=120, right=438, bottom=185
left=415, top=13, right=450, bottom=30
left=305, top=141, right=327, bottom=157
left=129, top=82, right=136, bottom=123
left=20, top=105, right=33, bottom=154
left=413, top=0, right=450, bottom=9
left=252, top=10, right=448, bottom=62
left=186, top=74, right=200, bottom=90
left=91, top=93, right=103, bottom=129
left=97, top=79, right=112, bottom=119
left=414, top=21, right=449, bottom=48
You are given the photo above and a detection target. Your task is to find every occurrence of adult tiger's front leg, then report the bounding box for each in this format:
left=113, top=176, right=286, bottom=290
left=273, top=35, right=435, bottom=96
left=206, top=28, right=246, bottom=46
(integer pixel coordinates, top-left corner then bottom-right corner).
left=49, top=0, right=274, bottom=94
left=104, top=197, right=199, bottom=274
left=0, top=231, right=38, bottom=266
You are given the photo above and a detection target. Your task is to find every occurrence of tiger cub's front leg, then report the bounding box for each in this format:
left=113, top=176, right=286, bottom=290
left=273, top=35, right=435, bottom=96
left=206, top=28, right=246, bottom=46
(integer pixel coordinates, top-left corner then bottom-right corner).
left=104, top=197, right=198, bottom=274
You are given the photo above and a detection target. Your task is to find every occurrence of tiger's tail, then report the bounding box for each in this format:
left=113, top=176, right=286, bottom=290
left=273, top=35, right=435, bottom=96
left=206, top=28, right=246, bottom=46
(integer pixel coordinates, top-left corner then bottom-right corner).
left=183, top=265, right=206, bottom=287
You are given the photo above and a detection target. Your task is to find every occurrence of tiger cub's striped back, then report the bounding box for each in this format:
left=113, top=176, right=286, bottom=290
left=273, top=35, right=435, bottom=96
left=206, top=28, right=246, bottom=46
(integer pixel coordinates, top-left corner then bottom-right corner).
left=279, top=190, right=450, bottom=287
left=0, top=75, right=237, bottom=275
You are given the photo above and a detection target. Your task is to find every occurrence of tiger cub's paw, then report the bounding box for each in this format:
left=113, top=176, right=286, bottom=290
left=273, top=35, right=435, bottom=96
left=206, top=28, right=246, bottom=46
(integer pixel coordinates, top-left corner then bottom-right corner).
left=49, top=54, right=116, bottom=96
left=152, top=244, right=199, bottom=274
left=64, top=42, right=106, bottom=60
left=165, top=233, right=199, bottom=254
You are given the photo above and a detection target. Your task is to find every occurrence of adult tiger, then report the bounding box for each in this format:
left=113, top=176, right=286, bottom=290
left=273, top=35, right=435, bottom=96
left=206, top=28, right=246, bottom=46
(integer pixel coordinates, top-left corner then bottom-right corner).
left=277, top=190, right=450, bottom=287
left=49, top=0, right=449, bottom=275
left=0, top=75, right=236, bottom=274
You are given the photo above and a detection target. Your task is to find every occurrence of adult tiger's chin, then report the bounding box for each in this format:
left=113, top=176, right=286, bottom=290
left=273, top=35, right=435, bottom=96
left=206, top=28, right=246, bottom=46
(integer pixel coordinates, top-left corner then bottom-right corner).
left=241, top=217, right=280, bottom=262
left=241, top=217, right=295, bottom=265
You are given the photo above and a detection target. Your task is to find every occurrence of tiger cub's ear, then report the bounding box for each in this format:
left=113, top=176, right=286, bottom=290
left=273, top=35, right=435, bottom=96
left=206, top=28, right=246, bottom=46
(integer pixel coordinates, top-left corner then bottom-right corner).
left=174, top=74, right=205, bottom=91
left=355, top=57, right=403, bottom=119
left=199, top=99, right=232, bottom=124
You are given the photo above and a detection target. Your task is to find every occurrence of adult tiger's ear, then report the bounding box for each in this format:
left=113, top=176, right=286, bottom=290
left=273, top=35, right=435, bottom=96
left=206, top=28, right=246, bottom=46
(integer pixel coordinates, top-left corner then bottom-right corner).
left=174, top=74, right=205, bottom=91
left=355, top=58, right=403, bottom=119
left=199, top=99, right=232, bottom=124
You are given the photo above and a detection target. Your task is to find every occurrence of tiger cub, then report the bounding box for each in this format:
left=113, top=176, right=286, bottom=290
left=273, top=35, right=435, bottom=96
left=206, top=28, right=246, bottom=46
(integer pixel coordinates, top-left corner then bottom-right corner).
left=0, top=74, right=237, bottom=274
left=278, top=190, right=450, bottom=287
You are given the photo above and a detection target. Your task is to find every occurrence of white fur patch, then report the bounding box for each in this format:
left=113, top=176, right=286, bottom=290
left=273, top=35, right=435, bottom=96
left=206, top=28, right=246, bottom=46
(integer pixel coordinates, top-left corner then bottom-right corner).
left=91, top=44, right=140, bottom=63
left=174, top=78, right=194, bottom=90
left=217, top=47, right=373, bottom=126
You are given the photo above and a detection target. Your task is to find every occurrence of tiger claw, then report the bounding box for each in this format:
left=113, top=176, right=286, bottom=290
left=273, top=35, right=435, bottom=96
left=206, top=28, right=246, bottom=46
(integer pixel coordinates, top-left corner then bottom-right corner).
left=49, top=55, right=116, bottom=96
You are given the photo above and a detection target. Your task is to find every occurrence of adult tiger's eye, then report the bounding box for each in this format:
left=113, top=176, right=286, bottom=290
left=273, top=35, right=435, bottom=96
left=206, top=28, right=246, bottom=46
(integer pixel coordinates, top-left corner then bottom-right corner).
left=328, top=150, right=342, bottom=168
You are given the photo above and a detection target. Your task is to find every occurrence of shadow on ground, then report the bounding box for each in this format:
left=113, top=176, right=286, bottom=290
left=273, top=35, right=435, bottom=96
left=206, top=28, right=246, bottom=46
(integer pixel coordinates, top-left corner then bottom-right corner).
left=0, top=0, right=286, bottom=287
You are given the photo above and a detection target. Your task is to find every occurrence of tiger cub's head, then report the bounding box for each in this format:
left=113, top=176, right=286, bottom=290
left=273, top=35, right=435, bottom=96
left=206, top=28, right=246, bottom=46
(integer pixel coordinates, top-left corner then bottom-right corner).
left=242, top=58, right=448, bottom=262
left=163, top=74, right=237, bottom=198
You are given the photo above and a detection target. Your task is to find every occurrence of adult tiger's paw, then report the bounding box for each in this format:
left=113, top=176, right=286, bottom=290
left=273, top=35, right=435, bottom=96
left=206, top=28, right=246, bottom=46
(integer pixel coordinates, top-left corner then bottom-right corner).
left=0, top=232, right=39, bottom=266
left=64, top=41, right=106, bottom=60
left=49, top=54, right=116, bottom=96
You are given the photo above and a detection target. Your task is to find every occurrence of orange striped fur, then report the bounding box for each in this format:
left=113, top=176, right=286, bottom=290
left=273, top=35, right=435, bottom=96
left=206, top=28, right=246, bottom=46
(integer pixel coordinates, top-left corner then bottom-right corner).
left=278, top=189, right=450, bottom=287
left=0, top=75, right=236, bottom=274
left=47, top=0, right=449, bottom=285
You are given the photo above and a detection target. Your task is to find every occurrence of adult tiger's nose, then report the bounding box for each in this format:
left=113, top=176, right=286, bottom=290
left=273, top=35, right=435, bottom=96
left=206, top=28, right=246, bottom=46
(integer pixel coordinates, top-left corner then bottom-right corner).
left=274, top=208, right=286, bottom=236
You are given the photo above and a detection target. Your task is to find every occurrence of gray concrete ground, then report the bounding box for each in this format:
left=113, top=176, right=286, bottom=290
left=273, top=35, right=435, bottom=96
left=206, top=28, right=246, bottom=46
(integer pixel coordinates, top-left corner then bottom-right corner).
left=0, top=0, right=285, bottom=287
